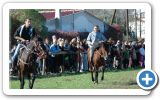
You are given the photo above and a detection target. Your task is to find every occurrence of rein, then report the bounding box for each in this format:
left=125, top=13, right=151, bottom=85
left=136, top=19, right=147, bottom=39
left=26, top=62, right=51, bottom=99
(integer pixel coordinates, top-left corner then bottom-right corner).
left=96, top=50, right=103, bottom=57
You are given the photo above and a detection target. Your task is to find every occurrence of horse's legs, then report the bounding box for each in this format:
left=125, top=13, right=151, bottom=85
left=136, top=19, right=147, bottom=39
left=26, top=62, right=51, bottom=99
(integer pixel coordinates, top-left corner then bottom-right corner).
left=90, top=65, right=94, bottom=82
left=28, top=73, right=31, bottom=89
left=19, top=71, right=25, bottom=89
left=101, top=66, right=105, bottom=81
left=95, top=69, right=98, bottom=84
left=29, top=73, right=35, bottom=89
left=91, top=70, right=94, bottom=82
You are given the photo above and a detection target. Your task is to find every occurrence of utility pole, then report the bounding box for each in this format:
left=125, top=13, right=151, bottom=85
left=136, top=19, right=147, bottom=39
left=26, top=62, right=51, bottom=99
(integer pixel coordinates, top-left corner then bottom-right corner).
left=125, top=9, right=129, bottom=41
left=110, top=9, right=116, bottom=25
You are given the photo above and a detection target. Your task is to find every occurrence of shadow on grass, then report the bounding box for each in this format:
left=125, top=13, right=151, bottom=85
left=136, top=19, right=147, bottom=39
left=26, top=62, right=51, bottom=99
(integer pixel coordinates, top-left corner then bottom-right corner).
left=37, top=71, right=89, bottom=79
left=33, top=67, right=143, bottom=79
left=106, top=66, right=144, bottom=72
left=10, top=71, right=89, bottom=80
left=10, top=67, right=143, bottom=80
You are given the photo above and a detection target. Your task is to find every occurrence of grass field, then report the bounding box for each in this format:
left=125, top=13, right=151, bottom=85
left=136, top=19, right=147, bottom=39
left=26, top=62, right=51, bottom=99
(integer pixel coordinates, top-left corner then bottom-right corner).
left=10, top=69, right=141, bottom=89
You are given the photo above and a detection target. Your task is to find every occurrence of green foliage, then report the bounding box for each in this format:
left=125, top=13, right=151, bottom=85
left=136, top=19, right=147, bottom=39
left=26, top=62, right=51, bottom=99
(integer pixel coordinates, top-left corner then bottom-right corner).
left=9, top=16, right=21, bottom=48
left=9, top=9, right=48, bottom=38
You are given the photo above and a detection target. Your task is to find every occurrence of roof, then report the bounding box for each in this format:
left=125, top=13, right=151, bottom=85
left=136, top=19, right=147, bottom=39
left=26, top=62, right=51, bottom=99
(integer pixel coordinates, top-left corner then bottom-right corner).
left=83, top=10, right=108, bottom=25
left=59, top=10, right=108, bottom=26
left=40, top=10, right=111, bottom=26
left=39, top=9, right=81, bottom=20
left=40, top=11, right=55, bottom=20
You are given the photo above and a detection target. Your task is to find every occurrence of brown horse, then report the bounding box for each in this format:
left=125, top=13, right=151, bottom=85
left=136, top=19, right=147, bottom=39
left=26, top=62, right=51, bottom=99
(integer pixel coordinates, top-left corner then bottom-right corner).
left=17, top=37, right=46, bottom=89
left=88, top=42, right=110, bottom=84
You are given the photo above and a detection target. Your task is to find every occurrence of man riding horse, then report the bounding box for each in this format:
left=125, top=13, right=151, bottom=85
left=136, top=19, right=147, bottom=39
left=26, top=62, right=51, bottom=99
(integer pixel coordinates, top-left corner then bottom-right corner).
left=87, top=25, right=107, bottom=65
left=10, top=18, right=36, bottom=74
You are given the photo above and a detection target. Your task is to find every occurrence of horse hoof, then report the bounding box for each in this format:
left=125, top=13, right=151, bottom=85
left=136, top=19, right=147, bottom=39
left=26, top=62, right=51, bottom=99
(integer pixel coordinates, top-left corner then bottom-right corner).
left=93, top=81, right=98, bottom=84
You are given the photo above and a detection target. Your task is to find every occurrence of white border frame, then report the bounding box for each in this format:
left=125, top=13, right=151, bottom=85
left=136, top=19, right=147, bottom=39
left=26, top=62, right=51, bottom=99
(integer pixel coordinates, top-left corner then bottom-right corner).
left=2, top=3, right=151, bottom=95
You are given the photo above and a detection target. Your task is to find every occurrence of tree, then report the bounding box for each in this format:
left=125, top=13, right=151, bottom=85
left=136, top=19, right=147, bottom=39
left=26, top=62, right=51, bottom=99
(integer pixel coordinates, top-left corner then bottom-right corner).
left=9, top=9, right=48, bottom=39
left=9, top=17, right=21, bottom=48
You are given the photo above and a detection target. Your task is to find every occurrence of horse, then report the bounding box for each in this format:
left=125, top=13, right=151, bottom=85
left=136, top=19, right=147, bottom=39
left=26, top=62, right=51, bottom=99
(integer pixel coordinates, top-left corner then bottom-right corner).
left=17, top=37, right=46, bottom=89
left=88, top=42, right=110, bottom=84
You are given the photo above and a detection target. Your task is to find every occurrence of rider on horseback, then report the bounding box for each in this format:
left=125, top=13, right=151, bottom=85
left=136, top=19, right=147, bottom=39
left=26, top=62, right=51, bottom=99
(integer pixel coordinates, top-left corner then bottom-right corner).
left=87, top=25, right=107, bottom=65
left=10, top=18, right=36, bottom=73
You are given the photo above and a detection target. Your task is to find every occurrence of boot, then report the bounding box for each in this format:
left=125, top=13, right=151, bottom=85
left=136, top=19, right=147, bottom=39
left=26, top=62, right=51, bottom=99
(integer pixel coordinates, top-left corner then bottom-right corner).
left=10, top=59, right=17, bottom=76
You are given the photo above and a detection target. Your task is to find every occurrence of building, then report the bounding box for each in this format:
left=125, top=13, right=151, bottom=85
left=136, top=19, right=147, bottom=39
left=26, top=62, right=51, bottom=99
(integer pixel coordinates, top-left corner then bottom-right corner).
left=40, top=10, right=109, bottom=33
left=39, top=9, right=121, bottom=40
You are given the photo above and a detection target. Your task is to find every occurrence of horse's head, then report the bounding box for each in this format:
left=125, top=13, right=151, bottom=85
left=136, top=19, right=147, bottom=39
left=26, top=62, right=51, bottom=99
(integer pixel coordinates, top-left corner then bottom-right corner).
left=99, top=42, right=110, bottom=60
left=29, top=37, right=47, bottom=59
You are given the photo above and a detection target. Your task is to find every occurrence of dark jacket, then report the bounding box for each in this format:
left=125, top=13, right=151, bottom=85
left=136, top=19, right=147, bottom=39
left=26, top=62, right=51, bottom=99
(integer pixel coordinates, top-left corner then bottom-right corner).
left=14, top=25, right=36, bottom=41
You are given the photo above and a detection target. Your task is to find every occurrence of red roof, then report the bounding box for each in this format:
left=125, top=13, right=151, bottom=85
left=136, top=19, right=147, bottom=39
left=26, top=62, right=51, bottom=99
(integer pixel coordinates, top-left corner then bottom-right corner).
left=40, top=12, right=55, bottom=20
left=39, top=9, right=81, bottom=20
left=61, top=9, right=81, bottom=16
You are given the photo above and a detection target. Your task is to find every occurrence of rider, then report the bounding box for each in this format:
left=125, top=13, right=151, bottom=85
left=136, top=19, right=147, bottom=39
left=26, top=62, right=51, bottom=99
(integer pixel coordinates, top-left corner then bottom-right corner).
left=10, top=18, right=36, bottom=71
left=87, top=25, right=107, bottom=65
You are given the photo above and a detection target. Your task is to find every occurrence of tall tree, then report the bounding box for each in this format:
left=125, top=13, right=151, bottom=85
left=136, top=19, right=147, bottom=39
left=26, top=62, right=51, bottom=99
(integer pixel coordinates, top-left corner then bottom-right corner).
left=110, top=9, right=116, bottom=25
left=135, top=9, right=137, bottom=39
left=125, top=9, right=129, bottom=41
left=139, top=9, right=142, bottom=38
